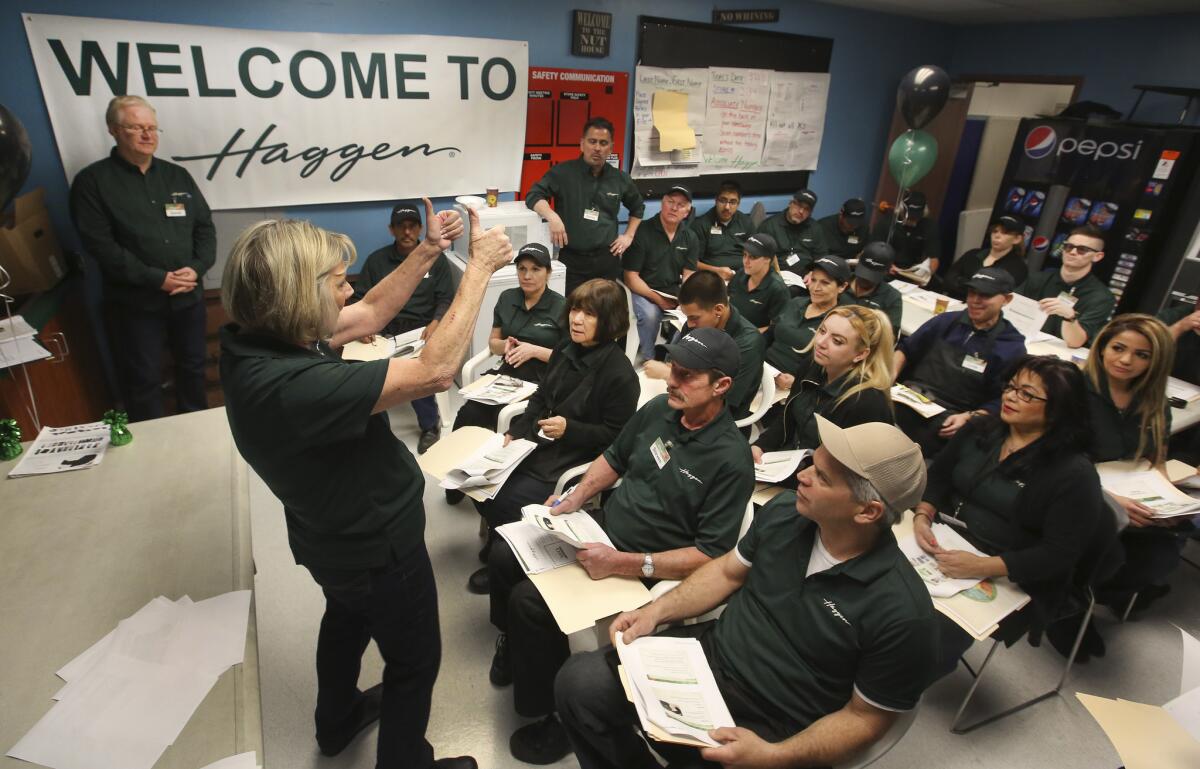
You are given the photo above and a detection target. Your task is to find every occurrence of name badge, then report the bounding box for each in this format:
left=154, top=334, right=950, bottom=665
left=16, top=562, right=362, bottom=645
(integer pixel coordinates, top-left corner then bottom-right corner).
left=164, top=203, right=186, bottom=218
left=847, top=235, right=860, bottom=245
left=962, top=354, right=986, bottom=373
left=786, top=253, right=800, bottom=266
left=583, top=208, right=600, bottom=221
left=422, top=271, right=431, bottom=279
left=1057, top=292, right=1079, bottom=307
left=710, top=226, right=723, bottom=235
left=650, top=437, right=671, bottom=469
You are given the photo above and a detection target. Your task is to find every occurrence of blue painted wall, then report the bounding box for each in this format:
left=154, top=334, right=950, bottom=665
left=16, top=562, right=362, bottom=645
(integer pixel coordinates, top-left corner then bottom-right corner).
left=2, top=0, right=954, bottom=263
left=951, top=12, right=1200, bottom=126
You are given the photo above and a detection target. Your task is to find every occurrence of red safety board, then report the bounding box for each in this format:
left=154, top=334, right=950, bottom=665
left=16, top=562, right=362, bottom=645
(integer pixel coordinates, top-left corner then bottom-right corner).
left=519, top=67, right=629, bottom=200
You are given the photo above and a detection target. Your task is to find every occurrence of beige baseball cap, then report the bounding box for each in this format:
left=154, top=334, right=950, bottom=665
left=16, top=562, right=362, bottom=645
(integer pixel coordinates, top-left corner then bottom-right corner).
left=815, top=415, right=927, bottom=512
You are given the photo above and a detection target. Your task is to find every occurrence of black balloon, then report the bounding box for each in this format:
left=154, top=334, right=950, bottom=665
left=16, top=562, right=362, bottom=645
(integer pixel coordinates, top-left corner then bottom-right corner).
left=897, top=66, right=951, bottom=130
left=0, top=104, right=33, bottom=212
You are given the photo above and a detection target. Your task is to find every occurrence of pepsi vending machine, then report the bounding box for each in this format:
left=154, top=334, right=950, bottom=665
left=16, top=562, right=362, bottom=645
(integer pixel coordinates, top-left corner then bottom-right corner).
left=989, top=118, right=1200, bottom=314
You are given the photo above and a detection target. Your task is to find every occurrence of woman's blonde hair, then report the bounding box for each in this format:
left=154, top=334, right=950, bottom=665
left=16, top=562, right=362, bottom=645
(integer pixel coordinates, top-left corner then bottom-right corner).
left=221, top=219, right=356, bottom=344
left=802, top=305, right=896, bottom=409
left=1084, top=313, right=1174, bottom=465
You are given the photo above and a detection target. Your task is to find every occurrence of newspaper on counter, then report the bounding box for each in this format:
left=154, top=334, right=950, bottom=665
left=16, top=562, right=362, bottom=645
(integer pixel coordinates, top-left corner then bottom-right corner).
left=8, top=422, right=110, bottom=478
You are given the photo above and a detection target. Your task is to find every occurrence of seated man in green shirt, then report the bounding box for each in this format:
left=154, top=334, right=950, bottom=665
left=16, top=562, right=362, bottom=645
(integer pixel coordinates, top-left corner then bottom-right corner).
left=692, top=179, right=755, bottom=281
left=622, top=185, right=699, bottom=361
left=555, top=416, right=938, bottom=769
left=356, top=202, right=455, bottom=453
left=487, top=327, right=755, bottom=764
left=848, top=241, right=904, bottom=335
left=644, top=271, right=766, bottom=420
left=757, top=188, right=827, bottom=281
left=818, top=197, right=870, bottom=259
left=872, top=190, right=940, bottom=277
left=1016, top=224, right=1115, bottom=348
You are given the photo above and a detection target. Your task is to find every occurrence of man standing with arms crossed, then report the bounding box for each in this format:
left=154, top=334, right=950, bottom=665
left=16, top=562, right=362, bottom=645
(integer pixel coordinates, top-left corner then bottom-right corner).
left=70, top=95, right=216, bottom=421
left=526, top=117, right=645, bottom=294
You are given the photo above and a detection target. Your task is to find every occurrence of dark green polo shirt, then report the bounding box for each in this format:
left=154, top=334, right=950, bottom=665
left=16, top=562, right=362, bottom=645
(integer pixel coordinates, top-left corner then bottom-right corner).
left=1085, top=376, right=1170, bottom=463
left=356, top=244, right=455, bottom=334
left=525, top=157, right=645, bottom=253
left=219, top=325, right=425, bottom=569
left=765, top=295, right=851, bottom=375
left=817, top=214, right=869, bottom=259
left=871, top=217, right=940, bottom=270
left=936, top=431, right=1024, bottom=553
left=1159, top=303, right=1200, bottom=385
left=622, top=213, right=700, bottom=295
left=729, top=269, right=790, bottom=329
left=1016, top=269, right=1115, bottom=343
left=692, top=208, right=756, bottom=272
left=69, top=148, right=216, bottom=310
left=723, top=307, right=767, bottom=420
left=848, top=281, right=903, bottom=336
left=602, top=394, right=754, bottom=558
left=492, top=286, right=566, bottom=348
left=756, top=213, right=827, bottom=274
left=713, top=495, right=937, bottom=729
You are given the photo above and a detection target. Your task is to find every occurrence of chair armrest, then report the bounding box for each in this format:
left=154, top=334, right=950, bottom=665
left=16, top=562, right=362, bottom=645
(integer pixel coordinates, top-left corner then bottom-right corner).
left=462, top=348, right=500, bottom=384
left=496, top=401, right=529, bottom=435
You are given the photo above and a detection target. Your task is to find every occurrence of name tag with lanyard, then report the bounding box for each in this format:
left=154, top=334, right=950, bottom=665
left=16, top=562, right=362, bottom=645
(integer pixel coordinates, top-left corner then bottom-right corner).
left=650, top=437, right=671, bottom=469
left=583, top=208, right=600, bottom=221
left=962, top=354, right=986, bottom=373
left=164, top=191, right=190, bottom=218
left=710, top=225, right=723, bottom=235
left=786, top=252, right=800, bottom=267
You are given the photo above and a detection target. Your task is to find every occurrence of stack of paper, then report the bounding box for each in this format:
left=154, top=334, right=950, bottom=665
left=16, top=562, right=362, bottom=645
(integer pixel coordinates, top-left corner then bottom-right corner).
left=615, top=634, right=736, bottom=747
left=1168, top=377, right=1200, bottom=404
left=438, top=433, right=536, bottom=499
left=8, top=422, right=110, bottom=478
left=1002, top=293, right=1053, bottom=343
left=459, top=374, right=538, bottom=405
left=889, top=280, right=922, bottom=296
left=1096, top=462, right=1200, bottom=519
left=898, top=523, right=991, bottom=598
left=521, top=505, right=612, bottom=548
left=891, top=384, right=946, bottom=418
left=779, top=270, right=806, bottom=288
left=7, top=591, right=252, bottom=769
left=497, top=508, right=612, bottom=575
left=754, top=449, right=808, bottom=484
left=340, top=327, right=426, bottom=362
left=0, top=313, right=52, bottom=369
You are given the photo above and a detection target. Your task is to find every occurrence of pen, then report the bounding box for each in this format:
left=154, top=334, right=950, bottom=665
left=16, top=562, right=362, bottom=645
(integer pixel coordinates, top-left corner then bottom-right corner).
left=553, top=484, right=578, bottom=507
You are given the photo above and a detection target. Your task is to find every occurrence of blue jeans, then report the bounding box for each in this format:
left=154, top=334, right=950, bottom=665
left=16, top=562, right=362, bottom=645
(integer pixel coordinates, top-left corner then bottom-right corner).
left=412, top=395, right=440, bottom=432
left=630, top=293, right=663, bottom=361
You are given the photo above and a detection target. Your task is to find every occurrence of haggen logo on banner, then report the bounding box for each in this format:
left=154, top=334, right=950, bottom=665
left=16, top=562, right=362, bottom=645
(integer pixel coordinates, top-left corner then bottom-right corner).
left=23, top=13, right=529, bottom=209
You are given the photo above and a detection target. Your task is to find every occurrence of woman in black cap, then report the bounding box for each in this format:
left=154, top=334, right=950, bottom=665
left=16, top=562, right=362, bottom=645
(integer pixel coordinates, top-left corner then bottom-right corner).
left=727, top=233, right=790, bottom=331
left=940, top=216, right=1028, bottom=300
left=763, top=254, right=852, bottom=390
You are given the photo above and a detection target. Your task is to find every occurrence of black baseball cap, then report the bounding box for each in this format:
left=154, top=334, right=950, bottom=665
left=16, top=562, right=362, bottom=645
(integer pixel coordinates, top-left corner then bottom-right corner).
left=663, top=327, right=741, bottom=379
left=902, top=190, right=926, bottom=218
left=665, top=185, right=692, bottom=202
left=740, top=233, right=777, bottom=259
left=809, top=254, right=851, bottom=284
left=793, top=189, right=818, bottom=209
left=390, top=202, right=422, bottom=226
left=841, top=198, right=867, bottom=223
left=961, top=267, right=1015, bottom=296
left=856, top=241, right=895, bottom=284
left=994, top=215, right=1023, bottom=233
left=515, top=243, right=552, bottom=269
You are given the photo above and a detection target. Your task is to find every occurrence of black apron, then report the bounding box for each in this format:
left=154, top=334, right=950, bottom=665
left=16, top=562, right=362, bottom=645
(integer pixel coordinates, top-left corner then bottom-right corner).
left=906, top=323, right=1002, bottom=412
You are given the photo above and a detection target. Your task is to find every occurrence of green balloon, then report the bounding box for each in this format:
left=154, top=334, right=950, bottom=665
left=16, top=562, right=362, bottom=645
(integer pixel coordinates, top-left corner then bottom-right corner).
left=888, top=130, right=938, bottom=188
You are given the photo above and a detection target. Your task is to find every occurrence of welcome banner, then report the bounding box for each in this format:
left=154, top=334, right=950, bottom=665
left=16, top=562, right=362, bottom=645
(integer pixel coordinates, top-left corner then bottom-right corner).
left=24, top=14, right=529, bottom=209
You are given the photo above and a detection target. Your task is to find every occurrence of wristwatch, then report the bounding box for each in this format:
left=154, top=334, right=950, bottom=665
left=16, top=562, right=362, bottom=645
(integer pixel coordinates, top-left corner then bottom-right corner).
left=641, top=553, right=655, bottom=578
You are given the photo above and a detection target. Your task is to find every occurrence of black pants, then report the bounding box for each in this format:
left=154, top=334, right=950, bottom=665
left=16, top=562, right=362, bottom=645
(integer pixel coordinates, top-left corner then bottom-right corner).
left=488, top=539, right=569, bottom=717
left=555, top=623, right=800, bottom=769
left=1100, top=527, right=1189, bottom=594
left=561, top=247, right=621, bottom=296
left=106, top=299, right=207, bottom=421
left=453, top=398, right=504, bottom=433
left=894, top=400, right=954, bottom=458
left=305, top=546, right=442, bottom=769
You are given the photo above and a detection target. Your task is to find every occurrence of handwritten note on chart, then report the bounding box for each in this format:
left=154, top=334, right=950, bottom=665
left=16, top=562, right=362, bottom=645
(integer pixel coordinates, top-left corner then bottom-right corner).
left=633, top=67, right=710, bottom=172
left=652, top=91, right=697, bottom=151
left=761, top=72, right=830, bottom=170
left=703, top=68, right=770, bottom=172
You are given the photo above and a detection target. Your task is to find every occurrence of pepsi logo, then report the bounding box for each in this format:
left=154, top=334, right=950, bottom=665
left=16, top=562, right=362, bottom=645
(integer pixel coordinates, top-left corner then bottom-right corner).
left=1024, top=126, right=1057, bottom=159
left=1032, top=236, right=1049, bottom=251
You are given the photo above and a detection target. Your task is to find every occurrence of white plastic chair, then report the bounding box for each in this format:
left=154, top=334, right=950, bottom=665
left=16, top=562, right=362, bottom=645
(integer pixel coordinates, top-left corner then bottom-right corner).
left=461, top=347, right=501, bottom=387
left=616, top=280, right=643, bottom=365
left=832, top=701, right=920, bottom=769
left=736, top=367, right=776, bottom=442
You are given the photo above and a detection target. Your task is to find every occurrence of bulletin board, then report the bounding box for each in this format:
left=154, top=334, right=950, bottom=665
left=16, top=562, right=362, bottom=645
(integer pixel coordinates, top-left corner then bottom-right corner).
left=632, top=16, right=834, bottom=199
left=518, top=67, right=630, bottom=200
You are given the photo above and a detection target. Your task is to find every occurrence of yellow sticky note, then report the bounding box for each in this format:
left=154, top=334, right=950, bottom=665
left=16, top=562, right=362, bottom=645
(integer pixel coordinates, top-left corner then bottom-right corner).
left=652, top=90, right=696, bottom=151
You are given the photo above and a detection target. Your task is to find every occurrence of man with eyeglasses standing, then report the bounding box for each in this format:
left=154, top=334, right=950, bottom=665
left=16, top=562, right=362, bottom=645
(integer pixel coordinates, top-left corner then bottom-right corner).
left=70, top=95, right=215, bottom=421
left=1016, top=225, right=1115, bottom=348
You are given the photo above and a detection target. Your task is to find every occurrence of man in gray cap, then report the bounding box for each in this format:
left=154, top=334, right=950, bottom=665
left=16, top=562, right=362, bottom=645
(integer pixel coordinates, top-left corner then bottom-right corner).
left=555, top=415, right=939, bottom=769
left=848, top=241, right=903, bottom=333
left=486, top=326, right=754, bottom=764
left=818, top=197, right=870, bottom=259
left=756, top=188, right=828, bottom=277
left=356, top=200, right=455, bottom=453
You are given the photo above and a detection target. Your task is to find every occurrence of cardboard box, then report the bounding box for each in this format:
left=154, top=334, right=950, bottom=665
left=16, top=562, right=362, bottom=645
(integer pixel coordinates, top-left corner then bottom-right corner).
left=0, top=188, right=66, bottom=295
